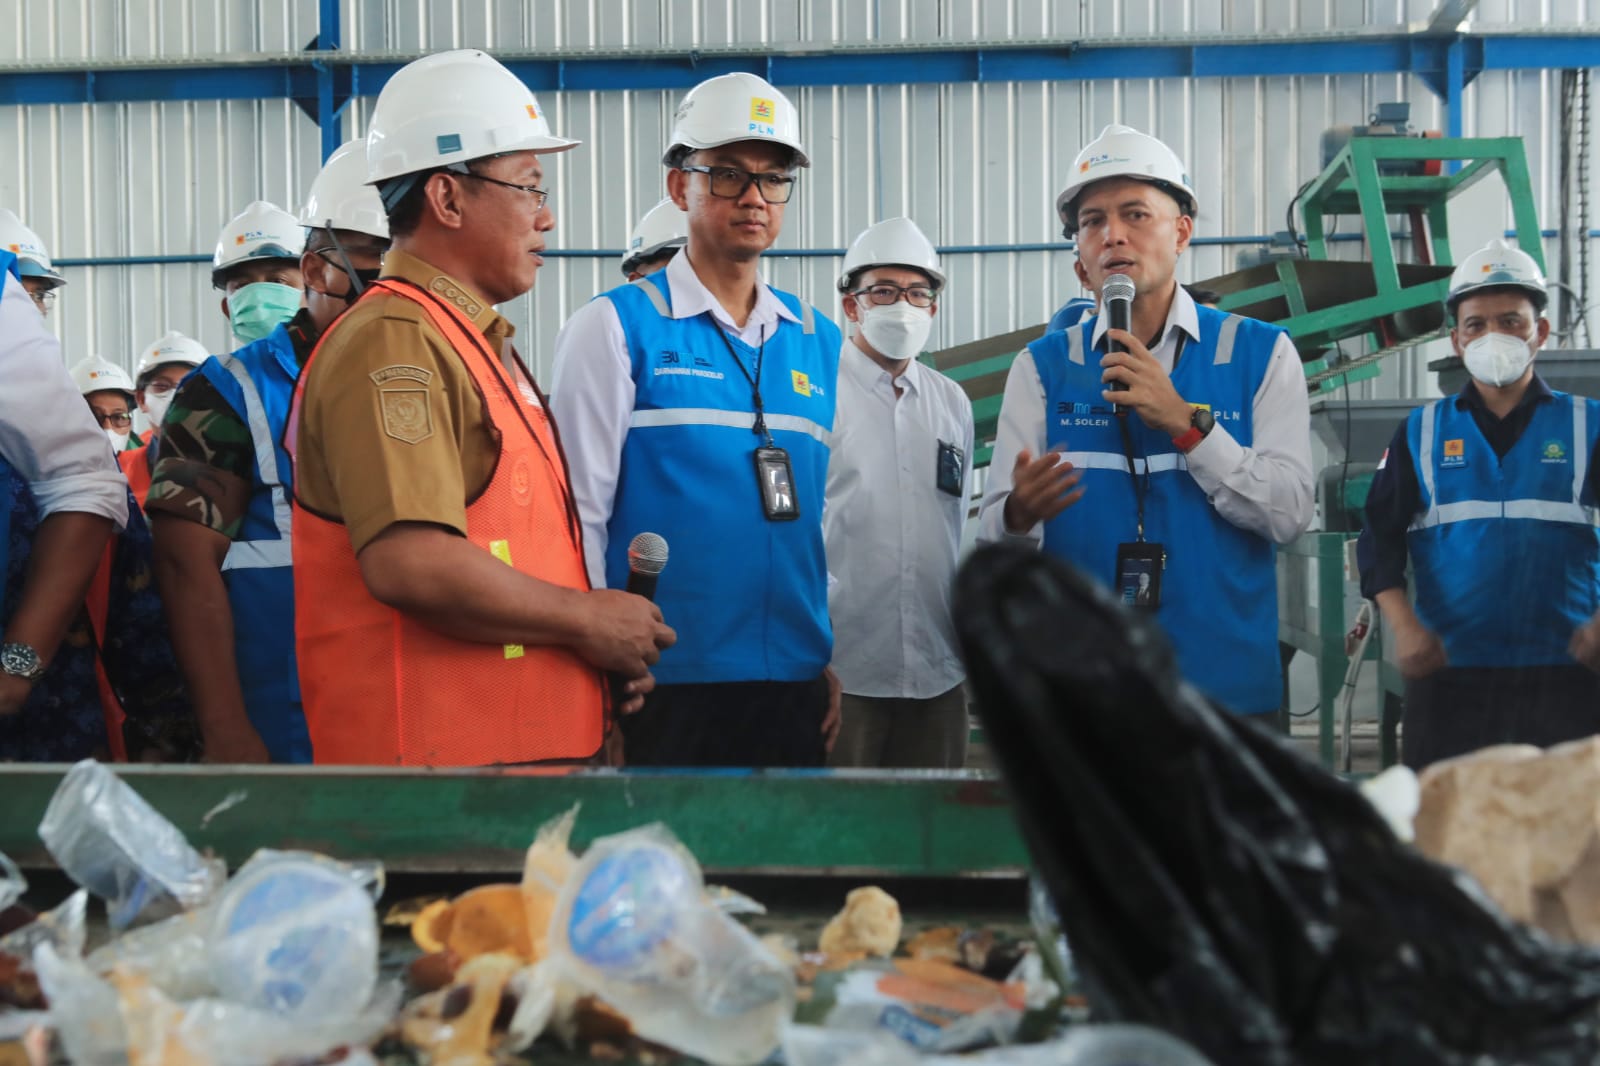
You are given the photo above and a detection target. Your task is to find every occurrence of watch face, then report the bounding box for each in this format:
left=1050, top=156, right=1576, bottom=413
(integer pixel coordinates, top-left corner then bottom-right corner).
left=2, top=643, right=39, bottom=679
left=1192, top=407, right=1216, bottom=434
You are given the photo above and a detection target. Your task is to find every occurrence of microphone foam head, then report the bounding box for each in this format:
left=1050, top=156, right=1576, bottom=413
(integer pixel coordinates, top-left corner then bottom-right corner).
left=1102, top=273, right=1136, bottom=303
left=627, top=531, right=669, bottom=575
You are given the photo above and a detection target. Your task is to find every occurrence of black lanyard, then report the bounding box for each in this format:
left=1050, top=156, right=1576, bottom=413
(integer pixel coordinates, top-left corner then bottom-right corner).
left=1113, top=331, right=1187, bottom=543
left=715, top=324, right=775, bottom=448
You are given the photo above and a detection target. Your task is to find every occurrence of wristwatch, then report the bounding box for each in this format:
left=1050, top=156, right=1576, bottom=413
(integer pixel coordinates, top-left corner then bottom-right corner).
left=0, top=642, right=45, bottom=682
left=1172, top=406, right=1215, bottom=453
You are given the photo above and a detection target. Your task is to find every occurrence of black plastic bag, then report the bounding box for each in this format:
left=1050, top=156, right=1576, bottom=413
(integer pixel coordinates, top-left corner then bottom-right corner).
left=954, top=545, right=1600, bottom=1066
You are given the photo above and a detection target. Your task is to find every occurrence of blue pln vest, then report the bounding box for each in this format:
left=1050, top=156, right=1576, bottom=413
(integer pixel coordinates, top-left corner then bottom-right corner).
left=194, top=324, right=311, bottom=762
left=1032, top=308, right=1285, bottom=715
left=1406, top=391, right=1600, bottom=668
left=602, top=274, right=841, bottom=685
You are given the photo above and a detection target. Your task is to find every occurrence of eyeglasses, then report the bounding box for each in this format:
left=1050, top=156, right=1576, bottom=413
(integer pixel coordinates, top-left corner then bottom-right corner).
left=679, top=165, right=796, bottom=204
left=93, top=412, right=133, bottom=428
left=27, top=288, right=56, bottom=312
left=852, top=283, right=938, bottom=309
left=453, top=170, right=551, bottom=212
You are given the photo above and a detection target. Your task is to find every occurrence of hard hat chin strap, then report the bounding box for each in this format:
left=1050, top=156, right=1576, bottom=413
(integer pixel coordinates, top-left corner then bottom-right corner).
left=378, top=173, right=424, bottom=214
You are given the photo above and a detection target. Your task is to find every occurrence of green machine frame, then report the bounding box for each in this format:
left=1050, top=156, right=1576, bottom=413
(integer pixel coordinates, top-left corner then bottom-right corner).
left=1212, top=136, right=1545, bottom=395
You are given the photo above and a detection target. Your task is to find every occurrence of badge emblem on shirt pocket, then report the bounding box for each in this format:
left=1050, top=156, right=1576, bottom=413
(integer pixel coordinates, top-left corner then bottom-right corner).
left=380, top=388, right=433, bottom=444
left=1441, top=438, right=1466, bottom=468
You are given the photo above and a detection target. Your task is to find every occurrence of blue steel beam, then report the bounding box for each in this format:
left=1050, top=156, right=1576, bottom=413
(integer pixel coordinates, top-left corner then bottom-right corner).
left=5, top=33, right=1600, bottom=107
left=54, top=228, right=1600, bottom=270
left=314, top=0, right=343, bottom=161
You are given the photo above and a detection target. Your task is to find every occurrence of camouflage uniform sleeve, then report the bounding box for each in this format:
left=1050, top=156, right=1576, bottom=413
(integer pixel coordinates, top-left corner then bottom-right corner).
left=144, top=373, right=257, bottom=539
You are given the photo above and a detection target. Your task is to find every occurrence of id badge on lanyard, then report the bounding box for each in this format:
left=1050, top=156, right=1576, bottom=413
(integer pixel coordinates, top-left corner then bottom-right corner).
left=715, top=324, right=801, bottom=521
left=1110, top=332, right=1182, bottom=608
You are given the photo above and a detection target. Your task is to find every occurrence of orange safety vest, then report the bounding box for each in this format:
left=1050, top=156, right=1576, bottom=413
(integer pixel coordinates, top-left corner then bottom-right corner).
left=117, top=445, right=152, bottom=511
left=286, top=278, right=606, bottom=766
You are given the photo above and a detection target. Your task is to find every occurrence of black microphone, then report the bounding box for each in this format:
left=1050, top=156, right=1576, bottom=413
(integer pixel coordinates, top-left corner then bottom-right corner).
left=613, top=532, right=669, bottom=707
left=624, top=532, right=669, bottom=601
left=1101, top=273, right=1135, bottom=414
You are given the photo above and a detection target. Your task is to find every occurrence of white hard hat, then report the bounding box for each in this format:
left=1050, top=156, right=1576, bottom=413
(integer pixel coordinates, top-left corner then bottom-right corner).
left=0, top=208, right=66, bottom=289
left=1055, top=124, right=1199, bottom=237
left=1447, top=237, right=1548, bottom=314
left=70, top=355, right=136, bottom=399
left=211, top=200, right=305, bottom=289
left=620, top=198, right=688, bottom=277
left=366, top=49, right=578, bottom=199
left=300, top=139, right=390, bottom=241
left=837, top=216, right=945, bottom=292
left=662, top=72, right=809, bottom=168
left=136, top=330, right=210, bottom=384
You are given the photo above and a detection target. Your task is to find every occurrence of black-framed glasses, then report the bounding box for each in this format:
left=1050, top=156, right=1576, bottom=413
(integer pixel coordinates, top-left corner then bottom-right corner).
left=26, top=288, right=56, bottom=312
left=93, top=412, right=133, bottom=428
left=680, top=165, right=796, bottom=204
left=852, top=283, right=938, bottom=308
left=454, top=171, right=551, bottom=211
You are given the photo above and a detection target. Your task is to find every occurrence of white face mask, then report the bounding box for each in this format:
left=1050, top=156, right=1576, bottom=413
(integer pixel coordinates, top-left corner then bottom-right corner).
left=105, top=428, right=130, bottom=451
left=141, top=388, right=175, bottom=430
left=1462, top=330, right=1535, bottom=388
left=857, top=301, right=934, bottom=363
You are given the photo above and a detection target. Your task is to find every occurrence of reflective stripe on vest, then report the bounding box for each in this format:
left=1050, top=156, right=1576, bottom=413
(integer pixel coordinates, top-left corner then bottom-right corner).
left=1056, top=450, right=1190, bottom=475
left=628, top=406, right=829, bottom=443
left=632, top=274, right=818, bottom=335
left=1065, top=313, right=1243, bottom=367
left=219, top=354, right=294, bottom=571
left=1411, top=395, right=1599, bottom=530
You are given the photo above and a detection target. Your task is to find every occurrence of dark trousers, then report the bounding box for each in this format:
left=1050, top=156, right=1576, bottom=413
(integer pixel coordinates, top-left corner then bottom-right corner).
left=1403, top=663, right=1600, bottom=770
left=620, top=676, right=829, bottom=767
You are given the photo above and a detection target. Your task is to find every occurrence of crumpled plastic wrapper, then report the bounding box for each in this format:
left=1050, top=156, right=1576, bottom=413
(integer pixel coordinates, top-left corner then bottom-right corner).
left=35, top=941, right=399, bottom=1066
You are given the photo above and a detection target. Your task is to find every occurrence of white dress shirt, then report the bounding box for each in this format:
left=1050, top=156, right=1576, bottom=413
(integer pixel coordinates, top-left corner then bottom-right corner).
left=977, top=284, right=1312, bottom=546
left=550, top=252, right=802, bottom=588
left=0, top=273, right=128, bottom=527
left=825, top=341, right=974, bottom=698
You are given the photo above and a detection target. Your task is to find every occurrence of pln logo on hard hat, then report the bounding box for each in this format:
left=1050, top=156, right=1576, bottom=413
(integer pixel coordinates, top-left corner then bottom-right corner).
left=525, top=103, right=540, bottom=121
left=749, top=97, right=777, bottom=135
left=1080, top=152, right=1128, bottom=173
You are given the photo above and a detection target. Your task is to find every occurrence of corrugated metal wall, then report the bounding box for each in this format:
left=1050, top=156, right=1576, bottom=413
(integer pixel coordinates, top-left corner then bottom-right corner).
left=2, top=0, right=1596, bottom=407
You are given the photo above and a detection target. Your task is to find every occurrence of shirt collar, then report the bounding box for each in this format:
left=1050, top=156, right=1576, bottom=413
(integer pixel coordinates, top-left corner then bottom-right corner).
left=661, top=249, right=801, bottom=332
left=841, top=338, right=921, bottom=394
left=380, top=248, right=514, bottom=339
left=1089, top=280, right=1199, bottom=351
left=1457, top=371, right=1553, bottom=412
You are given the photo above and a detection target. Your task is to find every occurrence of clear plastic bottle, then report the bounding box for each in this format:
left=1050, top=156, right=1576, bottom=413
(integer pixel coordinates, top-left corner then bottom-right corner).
left=37, top=759, right=222, bottom=929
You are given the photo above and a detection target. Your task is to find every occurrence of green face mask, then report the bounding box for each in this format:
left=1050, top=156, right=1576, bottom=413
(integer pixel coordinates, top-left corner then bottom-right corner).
left=228, top=281, right=302, bottom=344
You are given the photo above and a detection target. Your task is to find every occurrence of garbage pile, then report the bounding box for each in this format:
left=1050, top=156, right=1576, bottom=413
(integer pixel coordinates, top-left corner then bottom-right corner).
left=0, top=764, right=1087, bottom=1066
left=0, top=759, right=396, bottom=1063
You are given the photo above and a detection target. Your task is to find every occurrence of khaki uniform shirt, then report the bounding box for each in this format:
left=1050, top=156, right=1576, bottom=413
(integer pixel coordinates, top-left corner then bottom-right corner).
left=294, top=248, right=522, bottom=554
